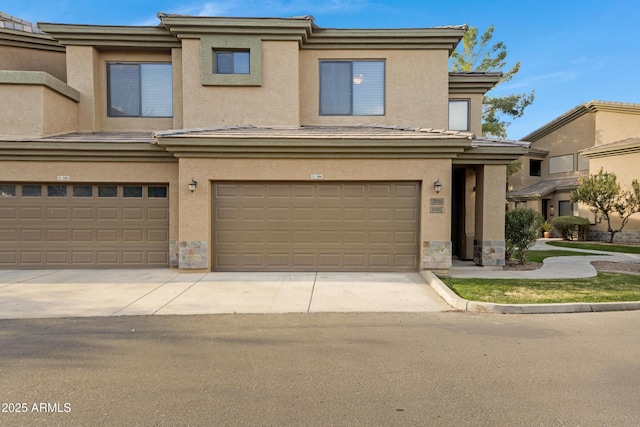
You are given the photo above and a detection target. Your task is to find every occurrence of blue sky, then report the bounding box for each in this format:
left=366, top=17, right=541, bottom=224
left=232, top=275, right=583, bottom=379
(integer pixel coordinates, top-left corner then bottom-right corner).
left=4, top=0, right=639, bottom=140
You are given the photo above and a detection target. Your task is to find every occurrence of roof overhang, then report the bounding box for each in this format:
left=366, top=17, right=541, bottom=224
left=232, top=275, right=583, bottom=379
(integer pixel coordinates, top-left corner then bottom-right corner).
left=521, top=101, right=640, bottom=142
left=448, top=72, right=502, bottom=94
left=37, top=23, right=180, bottom=50
left=0, top=132, right=176, bottom=162
left=580, top=137, right=640, bottom=159
left=152, top=125, right=527, bottom=162
left=506, top=177, right=580, bottom=201
left=38, top=15, right=466, bottom=52
left=0, top=27, right=64, bottom=51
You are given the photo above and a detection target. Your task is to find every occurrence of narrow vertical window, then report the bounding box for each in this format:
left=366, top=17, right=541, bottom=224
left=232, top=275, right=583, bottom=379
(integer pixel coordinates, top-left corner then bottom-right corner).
left=448, top=100, right=470, bottom=131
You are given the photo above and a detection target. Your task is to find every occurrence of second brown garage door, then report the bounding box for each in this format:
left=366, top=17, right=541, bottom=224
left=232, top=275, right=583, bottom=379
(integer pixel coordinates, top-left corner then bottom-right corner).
left=212, top=182, right=420, bottom=271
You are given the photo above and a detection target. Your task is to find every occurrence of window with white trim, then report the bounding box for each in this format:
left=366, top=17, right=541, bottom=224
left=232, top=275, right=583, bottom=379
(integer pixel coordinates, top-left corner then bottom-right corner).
left=319, top=60, right=385, bottom=116
left=448, top=99, right=470, bottom=131
left=107, top=63, right=172, bottom=118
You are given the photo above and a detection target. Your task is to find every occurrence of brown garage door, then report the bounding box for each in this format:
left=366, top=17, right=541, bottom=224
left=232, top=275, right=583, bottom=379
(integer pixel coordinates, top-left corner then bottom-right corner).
left=0, top=183, right=169, bottom=268
left=212, top=182, right=420, bottom=271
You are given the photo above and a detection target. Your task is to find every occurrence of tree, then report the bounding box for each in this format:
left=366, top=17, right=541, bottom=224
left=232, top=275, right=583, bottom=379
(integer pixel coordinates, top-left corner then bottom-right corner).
left=450, top=25, right=534, bottom=139
left=571, top=168, right=640, bottom=243
left=505, top=208, right=544, bottom=264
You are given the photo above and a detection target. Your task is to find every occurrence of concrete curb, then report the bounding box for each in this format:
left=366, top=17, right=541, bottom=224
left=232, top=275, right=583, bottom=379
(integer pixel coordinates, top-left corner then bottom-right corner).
left=420, top=271, right=640, bottom=315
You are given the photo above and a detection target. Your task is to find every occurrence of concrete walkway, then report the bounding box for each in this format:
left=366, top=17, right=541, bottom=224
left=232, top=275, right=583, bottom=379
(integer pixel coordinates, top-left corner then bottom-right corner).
left=448, top=239, right=640, bottom=279
left=0, top=271, right=452, bottom=319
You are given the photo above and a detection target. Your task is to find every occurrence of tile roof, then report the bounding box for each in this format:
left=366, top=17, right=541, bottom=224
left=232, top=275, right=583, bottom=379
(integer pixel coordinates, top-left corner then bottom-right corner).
left=152, top=124, right=477, bottom=140
left=0, top=11, right=44, bottom=34
left=507, top=177, right=580, bottom=200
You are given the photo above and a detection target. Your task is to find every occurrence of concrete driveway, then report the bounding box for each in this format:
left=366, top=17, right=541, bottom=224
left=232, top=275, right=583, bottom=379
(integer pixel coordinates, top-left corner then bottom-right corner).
left=0, top=270, right=452, bottom=319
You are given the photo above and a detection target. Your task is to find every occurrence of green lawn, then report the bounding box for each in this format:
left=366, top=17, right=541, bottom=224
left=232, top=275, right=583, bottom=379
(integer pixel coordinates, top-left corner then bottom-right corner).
left=439, top=243, right=639, bottom=304
left=524, top=249, right=602, bottom=263
left=440, top=273, right=640, bottom=304
left=545, top=241, right=640, bottom=254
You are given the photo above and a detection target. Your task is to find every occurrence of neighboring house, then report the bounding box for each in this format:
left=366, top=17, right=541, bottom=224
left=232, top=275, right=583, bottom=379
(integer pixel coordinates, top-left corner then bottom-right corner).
left=507, top=101, right=640, bottom=242
left=0, top=12, right=528, bottom=271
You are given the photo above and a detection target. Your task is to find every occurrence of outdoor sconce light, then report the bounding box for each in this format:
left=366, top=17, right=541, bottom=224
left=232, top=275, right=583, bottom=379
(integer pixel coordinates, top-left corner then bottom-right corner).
left=550, top=205, right=555, bottom=212
left=188, top=178, right=198, bottom=192
left=434, top=179, right=442, bottom=194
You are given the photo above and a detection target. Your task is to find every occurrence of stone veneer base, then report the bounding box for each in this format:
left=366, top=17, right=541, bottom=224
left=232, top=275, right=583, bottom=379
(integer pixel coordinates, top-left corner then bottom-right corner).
left=178, top=240, right=208, bottom=269
left=473, top=240, right=505, bottom=266
left=422, top=240, right=452, bottom=269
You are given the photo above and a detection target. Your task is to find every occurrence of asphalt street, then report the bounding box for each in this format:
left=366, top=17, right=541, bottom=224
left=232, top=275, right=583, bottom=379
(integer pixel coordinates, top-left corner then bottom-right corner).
left=1, top=311, right=640, bottom=426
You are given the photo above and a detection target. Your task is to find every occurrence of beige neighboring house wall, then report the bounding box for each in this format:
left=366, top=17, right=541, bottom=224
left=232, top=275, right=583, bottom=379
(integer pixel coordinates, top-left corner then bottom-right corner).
left=0, top=13, right=529, bottom=271
left=509, top=101, right=640, bottom=242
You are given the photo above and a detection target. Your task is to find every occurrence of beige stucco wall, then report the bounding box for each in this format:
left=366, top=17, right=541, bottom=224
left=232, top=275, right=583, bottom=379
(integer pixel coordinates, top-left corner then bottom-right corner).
left=180, top=39, right=300, bottom=128
left=177, top=157, right=452, bottom=270
left=475, top=164, right=507, bottom=240
left=595, top=111, right=640, bottom=145
left=0, top=160, right=180, bottom=242
left=65, top=46, right=99, bottom=132
left=0, top=84, right=77, bottom=137
left=0, top=45, right=66, bottom=82
left=533, top=114, right=594, bottom=181
left=299, top=49, right=449, bottom=128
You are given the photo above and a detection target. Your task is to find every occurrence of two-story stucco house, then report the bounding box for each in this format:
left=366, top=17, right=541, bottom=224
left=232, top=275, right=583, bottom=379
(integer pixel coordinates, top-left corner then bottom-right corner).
left=0, top=12, right=528, bottom=271
left=507, top=101, right=640, bottom=242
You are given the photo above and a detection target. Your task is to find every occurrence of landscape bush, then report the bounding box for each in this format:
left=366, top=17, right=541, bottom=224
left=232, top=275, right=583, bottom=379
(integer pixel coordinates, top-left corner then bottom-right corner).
left=551, top=216, right=590, bottom=241
left=505, top=208, right=544, bottom=264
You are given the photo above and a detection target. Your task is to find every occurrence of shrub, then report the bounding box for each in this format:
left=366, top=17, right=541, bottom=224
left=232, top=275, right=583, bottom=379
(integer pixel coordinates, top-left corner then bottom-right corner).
left=505, top=208, right=544, bottom=264
left=551, top=216, right=590, bottom=241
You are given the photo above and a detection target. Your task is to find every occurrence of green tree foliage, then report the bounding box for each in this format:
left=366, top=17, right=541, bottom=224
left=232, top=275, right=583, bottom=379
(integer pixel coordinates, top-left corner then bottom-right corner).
left=450, top=25, right=534, bottom=138
left=505, top=208, right=544, bottom=264
left=571, top=168, right=640, bottom=243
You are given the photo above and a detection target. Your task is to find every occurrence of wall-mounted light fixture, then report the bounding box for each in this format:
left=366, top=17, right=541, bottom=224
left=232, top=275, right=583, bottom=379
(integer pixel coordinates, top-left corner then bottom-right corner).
left=434, top=179, right=442, bottom=194
left=549, top=205, right=555, bottom=212
left=188, top=178, right=198, bottom=192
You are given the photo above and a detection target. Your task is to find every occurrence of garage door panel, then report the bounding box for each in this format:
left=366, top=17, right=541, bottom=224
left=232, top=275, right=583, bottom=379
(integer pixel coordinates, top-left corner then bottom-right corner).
left=97, top=207, right=119, bottom=220
left=72, top=207, right=94, bottom=220
left=21, top=207, right=44, bottom=219
left=0, top=206, right=17, bottom=219
left=46, top=251, right=68, bottom=264
left=20, top=252, right=43, bottom=264
left=1, top=184, right=169, bottom=268
left=72, top=229, right=94, bottom=241
left=0, top=251, right=17, bottom=265
left=147, top=207, right=168, bottom=221
left=123, top=207, right=144, bottom=220
left=21, top=229, right=43, bottom=241
left=213, top=181, right=419, bottom=271
left=0, top=229, right=17, bottom=242
left=72, top=252, right=94, bottom=264
left=46, top=229, right=68, bottom=242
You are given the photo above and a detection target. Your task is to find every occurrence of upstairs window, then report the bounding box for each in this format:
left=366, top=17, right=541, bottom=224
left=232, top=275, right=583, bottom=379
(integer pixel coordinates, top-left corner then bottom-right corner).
left=448, top=100, right=470, bottom=131
left=530, top=159, right=542, bottom=177
left=215, top=50, right=250, bottom=74
left=319, top=60, right=385, bottom=116
left=107, top=63, right=172, bottom=118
